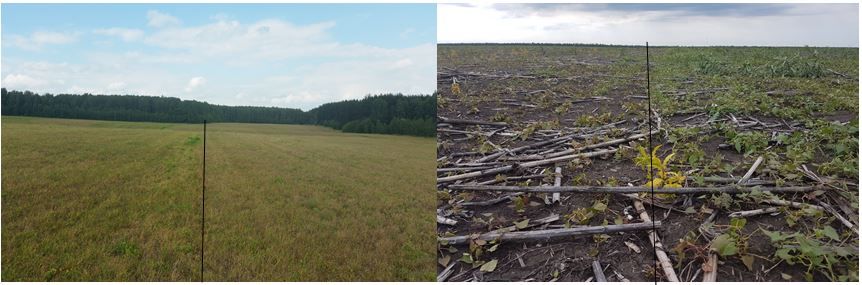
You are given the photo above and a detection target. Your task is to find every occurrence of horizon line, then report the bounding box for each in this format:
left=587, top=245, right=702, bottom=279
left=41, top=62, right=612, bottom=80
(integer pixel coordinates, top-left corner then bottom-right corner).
left=1, top=88, right=434, bottom=112
left=437, top=42, right=860, bottom=48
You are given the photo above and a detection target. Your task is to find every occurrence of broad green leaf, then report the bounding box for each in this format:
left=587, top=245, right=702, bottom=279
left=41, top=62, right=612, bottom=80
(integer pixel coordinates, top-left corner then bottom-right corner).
left=592, top=201, right=607, bottom=212
left=775, top=248, right=794, bottom=264
left=480, top=259, right=498, bottom=272
left=762, top=229, right=786, bottom=242
left=820, top=225, right=840, bottom=241
left=730, top=218, right=747, bottom=231
left=711, top=234, right=738, bottom=256
left=834, top=246, right=855, bottom=257
left=781, top=273, right=792, bottom=280
left=459, top=253, right=473, bottom=264
left=488, top=244, right=499, bottom=252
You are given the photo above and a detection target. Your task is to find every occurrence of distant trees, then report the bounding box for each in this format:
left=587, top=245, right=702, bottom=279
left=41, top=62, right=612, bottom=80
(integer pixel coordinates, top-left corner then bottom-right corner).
left=0, top=88, right=436, bottom=137
left=308, top=94, right=436, bottom=137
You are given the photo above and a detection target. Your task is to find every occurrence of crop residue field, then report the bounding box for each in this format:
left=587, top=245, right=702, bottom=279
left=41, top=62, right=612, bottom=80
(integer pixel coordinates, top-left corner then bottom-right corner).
left=436, top=44, right=858, bottom=282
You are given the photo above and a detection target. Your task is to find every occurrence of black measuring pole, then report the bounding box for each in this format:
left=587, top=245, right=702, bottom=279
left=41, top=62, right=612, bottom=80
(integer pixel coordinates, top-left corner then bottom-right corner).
left=645, top=42, right=657, bottom=284
left=201, top=120, right=206, bottom=282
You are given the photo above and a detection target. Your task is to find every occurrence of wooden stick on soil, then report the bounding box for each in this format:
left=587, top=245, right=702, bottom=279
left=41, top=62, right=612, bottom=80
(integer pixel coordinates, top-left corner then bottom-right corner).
left=447, top=184, right=822, bottom=194
left=460, top=193, right=522, bottom=207
left=762, top=199, right=824, bottom=211
left=632, top=200, right=679, bottom=282
left=816, top=199, right=859, bottom=234
left=437, top=261, right=457, bottom=282
left=702, top=253, right=718, bottom=282
left=438, top=148, right=617, bottom=183
left=691, top=176, right=775, bottom=186
left=699, top=210, right=719, bottom=282
left=474, top=133, right=579, bottom=163
left=552, top=167, right=561, bottom=203
left=738, top=156, right=764, bottom=185
left=506, top=130, right=655, bottom=161
left=438, top=221, right=660, bottom=245
left=728, top=207, right=780, bottom=218
left=490, top=214, right=560, bottom=234
left=437, top=215, right=458, bottom=226
left=592, top=260, right=608, bottom=282
left=438, top=116, right=508, bottom=126
left=476, top=174, right=545, bottom=186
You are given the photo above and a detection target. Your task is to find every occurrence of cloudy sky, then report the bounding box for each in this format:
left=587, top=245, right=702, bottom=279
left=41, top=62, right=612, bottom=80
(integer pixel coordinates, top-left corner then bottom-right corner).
left=2, top=4, right=436, bottom=110
left=439, top=3, right=858, bottom=47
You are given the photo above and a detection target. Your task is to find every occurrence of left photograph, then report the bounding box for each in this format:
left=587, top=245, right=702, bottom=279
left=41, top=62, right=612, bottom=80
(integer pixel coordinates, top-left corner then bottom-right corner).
left=1, top=4, right=437, bottom=281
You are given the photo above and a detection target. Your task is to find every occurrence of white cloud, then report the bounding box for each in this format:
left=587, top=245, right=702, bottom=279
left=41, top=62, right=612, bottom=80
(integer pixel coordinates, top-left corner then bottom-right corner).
left=390, top=58, right=414, bottom=69
left=143, top=19, right=338, bottom=62
left=7, top=31, right=78, bottom=50
left=2, top=74, right=47, bottom=89
left=94, top=28, right=144, bottom=42
left=147, top=10, right=181, bottom=28
left=106, top=81, right=127, bottom=91
left=68, top=85, right=99, bottom=94
left=185, top=77, right=206, bottom=92
left=2, top=11, right=436, bottom=110
left=270, top=91, right=321, bottom=105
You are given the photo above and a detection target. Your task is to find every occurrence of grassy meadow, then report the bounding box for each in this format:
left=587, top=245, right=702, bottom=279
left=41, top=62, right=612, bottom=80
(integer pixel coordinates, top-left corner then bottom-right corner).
left=2, top=116, right=203, bottom=281
left=203, top=123, right=435, bottom=281
left=1, top=116, right=435, bottom=281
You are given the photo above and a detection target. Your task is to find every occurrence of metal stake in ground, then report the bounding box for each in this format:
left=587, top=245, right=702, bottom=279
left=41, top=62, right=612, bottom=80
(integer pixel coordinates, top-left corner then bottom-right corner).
left=645, top=41, right=659, bottom=284
left=201, top=120, right=206, bottom=282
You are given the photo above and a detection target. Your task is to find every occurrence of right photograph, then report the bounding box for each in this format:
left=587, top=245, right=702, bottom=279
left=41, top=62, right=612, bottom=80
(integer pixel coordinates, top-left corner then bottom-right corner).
left=435, top=3, right=859, bottom=282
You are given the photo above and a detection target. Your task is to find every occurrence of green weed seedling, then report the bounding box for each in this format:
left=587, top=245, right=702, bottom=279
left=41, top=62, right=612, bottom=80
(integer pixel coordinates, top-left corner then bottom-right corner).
left=762, top=227, right=858, bottom=281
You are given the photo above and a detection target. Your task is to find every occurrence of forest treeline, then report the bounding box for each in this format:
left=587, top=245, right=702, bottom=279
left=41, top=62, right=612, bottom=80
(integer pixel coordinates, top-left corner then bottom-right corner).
left=1, top=88, right=436, bottom=137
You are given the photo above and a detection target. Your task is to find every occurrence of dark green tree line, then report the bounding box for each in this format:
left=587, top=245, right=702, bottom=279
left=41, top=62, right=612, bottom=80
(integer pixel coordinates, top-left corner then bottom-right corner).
left=1, top=89, right=435, bottom=137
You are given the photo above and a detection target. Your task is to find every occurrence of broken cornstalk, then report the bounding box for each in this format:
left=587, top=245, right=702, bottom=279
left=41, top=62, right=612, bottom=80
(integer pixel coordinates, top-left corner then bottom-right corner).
left=446, top=184, right=822, bottom=194
left=438, top=221, right=660, bottom=245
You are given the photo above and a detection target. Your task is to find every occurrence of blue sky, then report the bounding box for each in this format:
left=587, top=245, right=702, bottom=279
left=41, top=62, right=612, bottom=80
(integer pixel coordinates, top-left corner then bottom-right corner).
left=439, top=3, right=859, bottom=47
left=2, top=4, right=436, bottom=110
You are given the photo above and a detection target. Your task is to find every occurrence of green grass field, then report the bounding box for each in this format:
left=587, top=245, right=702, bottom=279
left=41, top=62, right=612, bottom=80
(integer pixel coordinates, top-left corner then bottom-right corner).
left=1, top=116, right=435, bottom=281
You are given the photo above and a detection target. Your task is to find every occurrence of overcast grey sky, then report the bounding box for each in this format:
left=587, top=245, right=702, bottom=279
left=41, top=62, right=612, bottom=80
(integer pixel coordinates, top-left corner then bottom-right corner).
left=438, top=3, right=859, bottom=47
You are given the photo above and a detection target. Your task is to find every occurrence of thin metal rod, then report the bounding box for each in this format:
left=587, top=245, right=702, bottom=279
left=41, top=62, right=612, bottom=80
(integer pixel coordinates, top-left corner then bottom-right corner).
left=201, top=120, right=206, bottom=282
left=645, top=41, right=658, bottom=284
